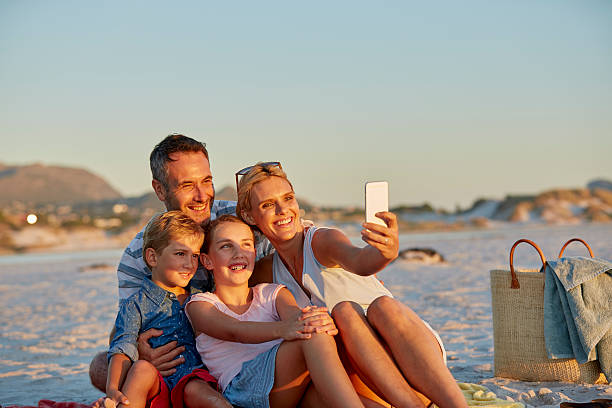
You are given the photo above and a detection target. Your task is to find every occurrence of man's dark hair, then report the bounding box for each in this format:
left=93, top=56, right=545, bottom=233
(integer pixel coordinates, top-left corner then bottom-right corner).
left=150, top=134, right=209, bottom=191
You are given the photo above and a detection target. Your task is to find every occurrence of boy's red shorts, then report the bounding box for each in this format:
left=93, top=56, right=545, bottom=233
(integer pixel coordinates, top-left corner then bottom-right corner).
left=149, top=369, right=219, bottom=408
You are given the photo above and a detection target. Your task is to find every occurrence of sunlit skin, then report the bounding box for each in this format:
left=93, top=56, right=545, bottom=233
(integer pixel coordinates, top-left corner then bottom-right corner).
left=201, top=222, right=256, bottom=311
left=242, top=176, right=303, bottom=246
left=152, top=151, right=215, bottom=227
left=90, top=150, right=231, bottom=408
left=145, top=237, right=202, bottom=299
left=189, top=219, right=365, bottom=408
left=241, top=172, right=469, bottom=408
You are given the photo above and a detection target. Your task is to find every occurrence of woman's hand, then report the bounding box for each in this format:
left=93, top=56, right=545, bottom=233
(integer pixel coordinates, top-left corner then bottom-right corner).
left=299, top=306, right=338, bottom=336
left=361, top=211, right=399, bottom=263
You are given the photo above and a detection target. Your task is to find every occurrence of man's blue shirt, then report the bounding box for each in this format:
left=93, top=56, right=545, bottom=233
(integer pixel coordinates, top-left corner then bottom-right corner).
left=108, top=277, right=203, bottom=389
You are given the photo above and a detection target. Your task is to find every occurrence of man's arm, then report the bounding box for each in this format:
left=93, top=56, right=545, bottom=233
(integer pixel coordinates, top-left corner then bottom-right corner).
left=136, top=329, right=185, bottom=376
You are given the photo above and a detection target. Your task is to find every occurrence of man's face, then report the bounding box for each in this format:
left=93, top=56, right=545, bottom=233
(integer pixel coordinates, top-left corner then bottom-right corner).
left=152, top=151, right=215, bottom=227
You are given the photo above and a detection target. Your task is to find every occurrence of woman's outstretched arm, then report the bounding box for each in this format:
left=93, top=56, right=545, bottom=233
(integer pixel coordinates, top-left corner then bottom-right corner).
left=311, top=211, right=399, bottom=276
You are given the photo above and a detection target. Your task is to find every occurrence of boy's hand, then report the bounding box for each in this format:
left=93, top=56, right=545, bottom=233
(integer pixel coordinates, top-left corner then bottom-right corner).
left=91, top=397, right=105, bottom=408
left=299, top=306, right=338, bottom=336
left=137, top=328, right=185, bottom=377
left=105, top=390, right=129, bottom=408
left=361, top=211, right=399, bottom=262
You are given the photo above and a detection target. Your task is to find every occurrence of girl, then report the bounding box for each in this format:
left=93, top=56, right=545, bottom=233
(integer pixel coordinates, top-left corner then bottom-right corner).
left=186, top=215, right=365, bottom=408
left=236, top=162, right=468, bottom=408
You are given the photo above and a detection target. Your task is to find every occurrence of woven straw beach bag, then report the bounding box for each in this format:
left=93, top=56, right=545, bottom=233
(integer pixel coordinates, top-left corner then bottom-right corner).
left=490, top=238, right=607, bottom=383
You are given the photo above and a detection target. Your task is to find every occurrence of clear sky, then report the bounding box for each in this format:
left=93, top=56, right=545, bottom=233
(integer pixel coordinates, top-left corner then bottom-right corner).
left=1, top=1, right=611, bottom=210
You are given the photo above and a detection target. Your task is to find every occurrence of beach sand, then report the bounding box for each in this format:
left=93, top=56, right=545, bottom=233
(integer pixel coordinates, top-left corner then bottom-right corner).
left=0, top=223, right=610, bottom=406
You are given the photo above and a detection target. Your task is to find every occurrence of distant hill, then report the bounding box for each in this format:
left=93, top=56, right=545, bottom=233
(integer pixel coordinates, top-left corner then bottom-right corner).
left=0, top=162, right=121, bottom=205
left=121, top=192, right=165, bottom=212
left=2, top=160, right=610, bottom=228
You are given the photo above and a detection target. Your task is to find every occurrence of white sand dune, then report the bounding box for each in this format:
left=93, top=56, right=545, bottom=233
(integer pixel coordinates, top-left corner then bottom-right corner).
left=0, top=224, right=610, bottom=406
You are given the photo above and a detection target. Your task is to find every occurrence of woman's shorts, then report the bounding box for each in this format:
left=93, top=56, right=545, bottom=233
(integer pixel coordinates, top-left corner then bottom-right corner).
left=223, top=343, right=281, bottom=408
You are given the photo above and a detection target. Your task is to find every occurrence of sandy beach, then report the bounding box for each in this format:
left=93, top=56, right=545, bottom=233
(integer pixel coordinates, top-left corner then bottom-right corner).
left=0, top=223, right=610, bottom=406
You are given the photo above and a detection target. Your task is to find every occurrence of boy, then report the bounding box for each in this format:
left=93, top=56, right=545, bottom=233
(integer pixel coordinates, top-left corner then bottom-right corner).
left=106, top=211, right=223, bottom=408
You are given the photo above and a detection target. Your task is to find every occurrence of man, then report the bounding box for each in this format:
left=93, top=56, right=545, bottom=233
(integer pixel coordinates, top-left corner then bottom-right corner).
left=90, top=134, right=272, bottom=407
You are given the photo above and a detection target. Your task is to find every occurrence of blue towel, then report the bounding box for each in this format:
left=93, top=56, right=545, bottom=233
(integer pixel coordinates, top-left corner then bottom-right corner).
left=544, top=256, right=612, bottom=382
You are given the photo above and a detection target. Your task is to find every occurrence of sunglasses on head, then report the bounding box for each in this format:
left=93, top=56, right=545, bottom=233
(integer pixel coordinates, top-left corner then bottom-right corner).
left=235, top=161, right=282, bottom=191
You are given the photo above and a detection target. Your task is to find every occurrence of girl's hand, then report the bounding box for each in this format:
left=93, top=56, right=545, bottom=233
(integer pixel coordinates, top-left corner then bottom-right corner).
left=299, top=306, right=338, bottom=336
left=105, top=390, right=129, bottom=408
left=361, top=211, right=399, bottom=262
left=279, top=313, right=315, bottom=341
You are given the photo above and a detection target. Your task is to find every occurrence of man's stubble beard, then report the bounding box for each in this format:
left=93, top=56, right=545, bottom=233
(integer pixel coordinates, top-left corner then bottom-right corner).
left=163, top=187, right=215, bottom=228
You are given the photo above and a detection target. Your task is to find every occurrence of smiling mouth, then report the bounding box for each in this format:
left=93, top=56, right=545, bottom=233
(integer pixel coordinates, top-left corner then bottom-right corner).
left=187, top=203, right=208, bottom=212
left=229, top=263, right=247, bottom=271
left=274, top=217, right=292, bottom=226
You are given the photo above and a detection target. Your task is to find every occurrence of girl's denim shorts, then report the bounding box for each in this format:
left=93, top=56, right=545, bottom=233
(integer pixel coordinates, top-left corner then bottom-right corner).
left=223, top=343, right=281, bottom=408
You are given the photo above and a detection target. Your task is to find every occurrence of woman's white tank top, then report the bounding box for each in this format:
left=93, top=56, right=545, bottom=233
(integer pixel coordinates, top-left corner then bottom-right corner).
left=272, top=226, right=393, bottom=312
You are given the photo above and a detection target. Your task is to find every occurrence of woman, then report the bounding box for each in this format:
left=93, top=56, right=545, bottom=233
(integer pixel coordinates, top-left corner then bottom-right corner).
left=235, top=162, right=467, bottom=408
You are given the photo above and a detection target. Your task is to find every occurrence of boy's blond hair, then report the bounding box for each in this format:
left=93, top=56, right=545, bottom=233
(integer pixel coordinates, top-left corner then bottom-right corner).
left=143, top=211, right=205, bottom=269
left=202, top=214, right=253, bottom=253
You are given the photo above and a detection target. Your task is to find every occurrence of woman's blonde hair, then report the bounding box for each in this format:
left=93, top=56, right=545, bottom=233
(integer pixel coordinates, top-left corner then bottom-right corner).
left=143, top=210, right=205, bottom=268
left=236, top=162, right=294, bottom=224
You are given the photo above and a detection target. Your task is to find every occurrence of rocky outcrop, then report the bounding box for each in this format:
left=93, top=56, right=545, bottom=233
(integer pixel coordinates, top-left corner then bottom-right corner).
left=0, top=162, right=121, bottom=205
left=398, top=248, right=446, bottom=264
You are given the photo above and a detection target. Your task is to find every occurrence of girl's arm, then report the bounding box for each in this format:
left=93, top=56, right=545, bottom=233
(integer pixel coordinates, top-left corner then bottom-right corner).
left=311, top=211, right=399, bottom=276
left=275, top=288, right=338, bottom=336
left=186, top=292, right=316, bottom=343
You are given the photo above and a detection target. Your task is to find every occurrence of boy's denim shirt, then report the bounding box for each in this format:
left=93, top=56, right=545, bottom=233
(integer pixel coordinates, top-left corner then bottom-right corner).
left=108, top=276, right=204, bottom=389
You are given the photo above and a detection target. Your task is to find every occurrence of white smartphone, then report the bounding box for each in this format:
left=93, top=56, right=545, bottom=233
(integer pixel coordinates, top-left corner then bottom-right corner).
left=365, top=181, right=388, bottom=226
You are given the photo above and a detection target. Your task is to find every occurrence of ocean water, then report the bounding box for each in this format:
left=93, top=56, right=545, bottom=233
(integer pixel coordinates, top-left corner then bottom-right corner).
left=0, top=224, right=610, bottom=406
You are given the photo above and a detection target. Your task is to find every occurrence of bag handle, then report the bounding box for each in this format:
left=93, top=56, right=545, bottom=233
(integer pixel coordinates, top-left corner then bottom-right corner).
left=558, top=238, right=594, bottom=258
left=509, top=239, right=547, bottom=289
